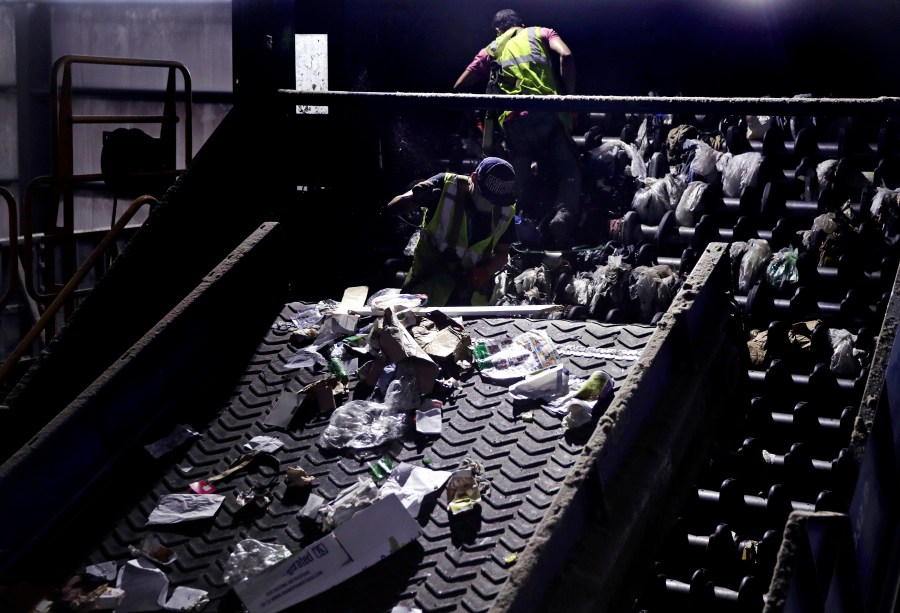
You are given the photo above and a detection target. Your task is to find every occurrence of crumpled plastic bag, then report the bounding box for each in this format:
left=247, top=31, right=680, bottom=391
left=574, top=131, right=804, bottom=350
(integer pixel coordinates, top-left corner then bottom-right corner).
left=589, top=139, right=647, bottom=182
left=829, top=328, right=862, bottom=378
left=766, top=248, right=800, bottom=290
left=718, top=151, right=762, bottom=197
left=675, top=180, right=709, bottom=227
left=685, top=138, right=723, bottom=179
left=318, top=400, right=407, bottom=450
left=223, top=539, right=293, bottom=586
left=383, top=360, right=421, bottom=411
left=630, top=265, right=679, bottom=323
left=739, top=239, right=772, bottom=293
left=870, top=186, right=900, bottom=235
left=632, top=173, right=684, bottom=225
left=746, top=115, right=773, bottom=140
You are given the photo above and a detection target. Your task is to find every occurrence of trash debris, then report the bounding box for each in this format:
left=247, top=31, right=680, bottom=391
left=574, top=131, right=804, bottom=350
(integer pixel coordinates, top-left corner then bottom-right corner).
left=508, top=365, right=570, bottom=401
left=318, top=400, right=408, bottom=450
left=378, top=462, right=453, bottom=518
left=283, top=347, right=328, bottom=370
left=504, top=553, right=518, bottom=566
left=383, top=360, right=422, bottom=411
left=57, top=573, right=124, bottom=612
left=223, top=539, right=293, bottom=586
left=146, top=494, right=225, bottom=525
left=235, top=480, right=276, bottom=514
left=243, top=436, right=284, bottom=454
left=378, top=308, right=441, bottom=395
left=445, top=458, right=490, bottom=514
left=317, top=478, right=380, bottom=532
left=335, top=285, right=368, bottom=314
left=284, top=466, right=316, bottom=490
left=416, top=398, right=443, bottom=435
left=473, top=329, right=559, bottom=380
left=766, top=248, right=800, bottom=290
left=144, top=424, right=200, bottom=460
left=233, top=494, right=421, bottom=613
left=369, top=290, right=429, bottom=310
left=85, top=561, right=118, bottom=583
left=128, top=535, right=178, bottom=567
left=206, top=451, right=273, bottom=484
left=116, top=559, right=209, bottom=612
left=297, top=493, right=326, bottom=521
left=545, top=370, right=615, bottom=428
left=369, top=455, right=396, bottom=483
left=188, top=480, right=218, bottom=495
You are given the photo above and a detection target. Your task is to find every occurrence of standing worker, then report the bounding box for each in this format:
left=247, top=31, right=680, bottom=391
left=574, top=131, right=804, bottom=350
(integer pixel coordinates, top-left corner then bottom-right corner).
left=385, top=157, right=517, bottom=307
left=453, top=9, right=582, bottom=248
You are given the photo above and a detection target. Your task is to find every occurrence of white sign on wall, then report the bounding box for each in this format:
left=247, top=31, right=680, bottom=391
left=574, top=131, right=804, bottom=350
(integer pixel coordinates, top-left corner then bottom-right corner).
left=295, top=34, right=328, bottom=115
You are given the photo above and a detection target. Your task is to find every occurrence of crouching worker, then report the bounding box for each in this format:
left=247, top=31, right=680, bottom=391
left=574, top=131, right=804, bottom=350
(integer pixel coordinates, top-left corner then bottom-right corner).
left=385, top=157, right=517, bottom=307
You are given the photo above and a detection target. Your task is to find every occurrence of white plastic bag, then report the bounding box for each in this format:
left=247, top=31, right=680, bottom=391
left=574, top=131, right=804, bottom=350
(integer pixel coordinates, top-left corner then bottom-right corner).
left=319, top=400, right=407, bottom=449
left=675, top=181, right=708, bottom=227
left=738, top=239, right=772, bottom=293
left=719, top=151, right=762, bottom=197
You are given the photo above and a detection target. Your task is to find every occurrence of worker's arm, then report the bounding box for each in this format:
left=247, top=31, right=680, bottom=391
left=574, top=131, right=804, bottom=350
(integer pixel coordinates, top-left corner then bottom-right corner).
left=454, top=68, right=480, bottom=92
left=385, top=177, right=443, bottom=214
left=454, top=50, right=491, bottom=91
left=385, top=190, right=416, bottom=214
left=548, top=36, right=575, bottom=95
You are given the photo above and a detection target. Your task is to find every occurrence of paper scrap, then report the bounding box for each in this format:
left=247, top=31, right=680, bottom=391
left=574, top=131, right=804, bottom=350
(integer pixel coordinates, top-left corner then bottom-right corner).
left=115, top=559, right=169, bottom=613
left=283, top=348, right=327, bottom=370
left=416, top=399, right=443, bottom=435
left=85, top=561, right=118, bottom=583
left=116, top=559, right=210, bottom=613
left=336, top=285, right=368, bottom=313
left=144, top=424, right=200, bottom=459
left=244, top=436, right=284, bottom=454
left=233, top=494, right=421, bottom=613
left=163, top=586, right=210, bottom=611
left=297, top=493, right=326, bottom=521
left=378, top=462, right=452, bottom=518
left=146, top=494, right=225, bottom=525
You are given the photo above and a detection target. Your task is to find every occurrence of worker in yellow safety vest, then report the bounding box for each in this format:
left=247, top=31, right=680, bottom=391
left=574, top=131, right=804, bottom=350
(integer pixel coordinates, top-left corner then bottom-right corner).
left=454, top=8, right=582, bottom=249
left=385, top=157, right=517, bottom=307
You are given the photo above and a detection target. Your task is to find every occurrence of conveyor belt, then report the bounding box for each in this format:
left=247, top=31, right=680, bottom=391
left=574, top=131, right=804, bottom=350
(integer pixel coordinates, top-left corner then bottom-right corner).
left=73, top=308, right=654, bottom=612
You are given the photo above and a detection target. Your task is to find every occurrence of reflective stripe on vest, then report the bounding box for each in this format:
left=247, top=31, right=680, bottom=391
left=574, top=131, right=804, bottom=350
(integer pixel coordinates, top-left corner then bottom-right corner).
left=423, top=174, right=514, bottom=268
left=425, top=174, right=467, bottom=256
left=486, top=27, right=558, bottom=126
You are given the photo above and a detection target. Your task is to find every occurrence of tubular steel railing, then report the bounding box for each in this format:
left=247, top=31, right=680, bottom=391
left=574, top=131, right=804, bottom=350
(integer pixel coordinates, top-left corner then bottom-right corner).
left=40, top=55, right=191, bottom=321
left=0, top=194, right=158, bottom=388
left=0, top=188, right=18, bottom=312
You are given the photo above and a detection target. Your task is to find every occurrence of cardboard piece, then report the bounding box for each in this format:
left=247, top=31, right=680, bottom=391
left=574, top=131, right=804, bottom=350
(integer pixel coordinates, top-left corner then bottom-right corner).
left=336, top=286, right=369, bottom=314
left=233, top=494, right=421, bottom=613
left=378, top=309, right=439, bottom=396
left=421, top=326, right=471, bottom=362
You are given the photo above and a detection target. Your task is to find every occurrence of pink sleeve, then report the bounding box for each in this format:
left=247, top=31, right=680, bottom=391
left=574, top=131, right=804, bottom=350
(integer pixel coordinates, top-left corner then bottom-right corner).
left=464, top=49, right=491, bottom=80
left=541, top=28, right=559, bottom=44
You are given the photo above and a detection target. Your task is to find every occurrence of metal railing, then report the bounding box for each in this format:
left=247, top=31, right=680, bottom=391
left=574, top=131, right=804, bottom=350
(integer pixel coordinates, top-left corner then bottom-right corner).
left=0, top=188, right=18, bottom=312
left=0, top=194, right=158, bottom=388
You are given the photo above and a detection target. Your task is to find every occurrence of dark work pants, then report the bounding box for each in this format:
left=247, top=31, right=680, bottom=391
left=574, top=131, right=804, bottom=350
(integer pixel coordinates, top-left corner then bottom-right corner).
left=503, top=111, right=582, bottom=217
